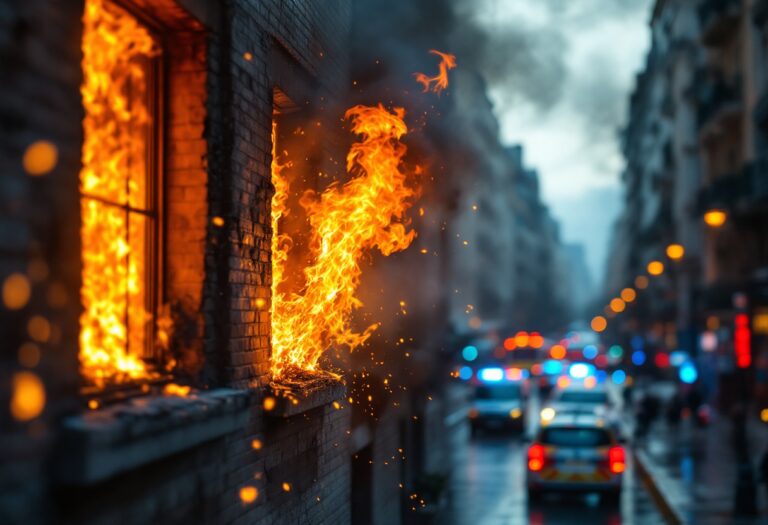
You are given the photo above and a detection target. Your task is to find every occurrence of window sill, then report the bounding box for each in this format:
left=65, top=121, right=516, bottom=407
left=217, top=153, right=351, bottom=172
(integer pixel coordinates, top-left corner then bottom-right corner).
left=267, top=378, right=346, bottom=418
left=55, top=388, right=250, bottom=485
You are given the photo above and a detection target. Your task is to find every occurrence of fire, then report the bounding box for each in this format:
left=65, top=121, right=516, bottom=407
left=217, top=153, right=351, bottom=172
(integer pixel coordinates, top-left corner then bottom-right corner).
left=79, top=0, right=158, bottom=385
left=270, top=105, right=418, bottom=377
left=414, top=50, right=457, bottom=95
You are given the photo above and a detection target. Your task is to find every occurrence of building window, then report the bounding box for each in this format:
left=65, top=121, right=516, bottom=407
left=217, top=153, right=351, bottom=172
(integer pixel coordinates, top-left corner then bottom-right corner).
left=79, top=0, right=163, bottom=388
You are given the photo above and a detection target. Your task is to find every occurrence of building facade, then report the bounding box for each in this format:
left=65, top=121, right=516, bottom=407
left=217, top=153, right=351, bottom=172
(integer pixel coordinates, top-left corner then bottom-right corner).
left=607, top=0, right=768, bottom=411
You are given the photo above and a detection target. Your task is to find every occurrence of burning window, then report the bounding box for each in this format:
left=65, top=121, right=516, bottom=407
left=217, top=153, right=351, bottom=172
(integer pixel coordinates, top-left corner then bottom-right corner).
left=79, top=0, right=162, bottom=387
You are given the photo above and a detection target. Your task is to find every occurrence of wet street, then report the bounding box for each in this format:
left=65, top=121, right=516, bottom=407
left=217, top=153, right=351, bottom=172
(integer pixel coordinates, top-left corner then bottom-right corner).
left=438, top=433, right=663, bottom=525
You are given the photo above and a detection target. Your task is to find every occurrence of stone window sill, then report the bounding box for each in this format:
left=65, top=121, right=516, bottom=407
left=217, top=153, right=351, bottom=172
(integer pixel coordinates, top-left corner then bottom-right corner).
left=55, top=388, right=250, bottom=485
left=267, top=378, right=346, bottom=418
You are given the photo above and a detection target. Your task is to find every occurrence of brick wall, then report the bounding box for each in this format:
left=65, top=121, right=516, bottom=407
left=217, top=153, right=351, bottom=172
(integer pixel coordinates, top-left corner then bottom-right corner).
left=1, top=0, right=354, bottom=524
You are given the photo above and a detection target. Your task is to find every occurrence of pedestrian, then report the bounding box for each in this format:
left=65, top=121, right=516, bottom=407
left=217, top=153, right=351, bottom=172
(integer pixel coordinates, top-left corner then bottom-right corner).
left=666, top=392, right=683, bottom=427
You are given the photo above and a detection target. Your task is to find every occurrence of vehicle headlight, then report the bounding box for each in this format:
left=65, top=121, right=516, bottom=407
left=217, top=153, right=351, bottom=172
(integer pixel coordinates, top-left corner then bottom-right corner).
left=510, top=408, right=522, bottom=419
left=540, top=407, right=556, bottom=422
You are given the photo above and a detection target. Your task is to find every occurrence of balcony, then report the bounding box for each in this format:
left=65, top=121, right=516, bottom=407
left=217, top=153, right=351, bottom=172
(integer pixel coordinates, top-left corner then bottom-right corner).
left=697, top=159, right=768, bottom=216
left=696, top=171, right=746, bottom=214
left=695, top=73, right=742, bottom=132
left=699, top=0, right=742, bottom=46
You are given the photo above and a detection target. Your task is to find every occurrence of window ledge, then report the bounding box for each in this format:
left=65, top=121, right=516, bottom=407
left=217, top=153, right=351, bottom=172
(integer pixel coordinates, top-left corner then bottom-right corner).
left=267, top=379, right=346, bottom=418
left=55, top=389, right=251, bottom=485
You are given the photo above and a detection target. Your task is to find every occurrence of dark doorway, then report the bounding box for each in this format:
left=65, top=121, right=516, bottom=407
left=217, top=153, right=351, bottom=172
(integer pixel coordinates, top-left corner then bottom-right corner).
left=351, top=444, right=373, bottom=525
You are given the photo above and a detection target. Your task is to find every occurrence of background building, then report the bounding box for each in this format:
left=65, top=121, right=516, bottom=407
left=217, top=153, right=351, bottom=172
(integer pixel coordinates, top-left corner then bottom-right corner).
left=605, top=0, right=768, bottom=413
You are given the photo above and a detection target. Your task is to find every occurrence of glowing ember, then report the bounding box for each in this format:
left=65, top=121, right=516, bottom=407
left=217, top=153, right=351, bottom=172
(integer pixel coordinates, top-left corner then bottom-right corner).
left=414, top=50, right=457, bottom=95
left=270, top=105, right=419, bottom=378
left=239, top=486, right=258, bottom=504
left=163, top=383, right=191, bottom=397
left=79, top=0, right=158, bottom=386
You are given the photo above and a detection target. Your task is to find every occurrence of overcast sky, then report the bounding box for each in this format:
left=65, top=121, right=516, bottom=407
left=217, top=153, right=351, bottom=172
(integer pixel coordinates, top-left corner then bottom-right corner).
left=459, top=0, right=654, bottom=286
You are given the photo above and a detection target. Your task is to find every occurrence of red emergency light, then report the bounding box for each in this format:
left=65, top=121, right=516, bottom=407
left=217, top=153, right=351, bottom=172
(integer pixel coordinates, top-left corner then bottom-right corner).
left=734, top=313, right=751, bottom=368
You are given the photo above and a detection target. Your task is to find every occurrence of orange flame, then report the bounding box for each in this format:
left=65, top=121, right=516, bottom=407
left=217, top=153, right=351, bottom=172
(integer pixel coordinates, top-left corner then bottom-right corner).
left=270, top=105, right=418, bottom=378
left=414, top=50, right=457, bottom=95
left=79, top=0, right=157, bottom=385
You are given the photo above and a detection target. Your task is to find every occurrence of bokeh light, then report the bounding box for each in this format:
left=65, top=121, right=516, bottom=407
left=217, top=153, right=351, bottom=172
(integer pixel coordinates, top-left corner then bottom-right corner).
left=10, top=371, right=45, bottom=421
left=2, top=273, right=31, bottom=310
left=647, top=261, right=664, bottom=276
left=582, top=344, right=598, bottom=360
left=239, top=486, right=258, bottom=504
left=666, top=244, right=685, bottom=260
left=610, top=298, right=626, bottom=313
left=550, top=344, right=566, bottom=359
left=591, top=315, right=607, bottom=333
left=462, top=345, right=478, bottom=361
left=635, top=275, right=649, bottom=289
left=703, top=209, right=727, bottom=228
left=679, top=362, right=698, bottom=384
left=23, top=140, right=58, bottom=176
left=620, top=288, right=636, bottom=302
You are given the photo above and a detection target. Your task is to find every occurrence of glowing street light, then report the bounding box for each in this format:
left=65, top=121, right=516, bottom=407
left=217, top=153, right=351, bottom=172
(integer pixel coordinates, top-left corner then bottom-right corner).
left=610, top=297, right=626, bottom=313
left=647, top=261, right=664, bottom=276
left=666, top=243, right=685, bottom=260
left=635, top=275, right=649, bottom=289
left=591, top=315, right=607, bottom=333
left=620, top=288, right=636, bottom=302
left=703, top=209, right=727, bottom=228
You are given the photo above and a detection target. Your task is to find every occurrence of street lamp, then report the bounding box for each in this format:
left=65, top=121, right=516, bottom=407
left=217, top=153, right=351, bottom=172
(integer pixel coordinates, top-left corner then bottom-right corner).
left=666, top=243, right=685, bottom=260
left=647, top=260, right=665, bottom=276
left=610, top=297, right=626, bottom=313
left=621, top=288, right=637, bottom=302
left=703, top=209, right=727, bottom=228
left=591, top=315, right=607, bottom=333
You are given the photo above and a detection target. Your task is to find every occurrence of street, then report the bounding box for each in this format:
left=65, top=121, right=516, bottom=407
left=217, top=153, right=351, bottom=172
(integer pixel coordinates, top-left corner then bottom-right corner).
left=434, top=386, right=664, bottom=525
left=439, top=434, right=662, bottom=525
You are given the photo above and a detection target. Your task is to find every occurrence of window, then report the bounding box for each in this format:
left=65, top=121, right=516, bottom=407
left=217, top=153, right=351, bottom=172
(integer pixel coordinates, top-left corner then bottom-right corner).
left=557, top=391, right=609, bottom=405
left=540, top=428, right=611, bottom=447
left=79, top=0, right=163, bottom=387
left=475, top=385, right=522, bottom=400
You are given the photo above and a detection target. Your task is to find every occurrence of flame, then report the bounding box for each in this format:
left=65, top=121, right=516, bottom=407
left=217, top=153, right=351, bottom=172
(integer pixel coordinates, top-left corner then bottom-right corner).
left=270, top=105, right=418, bottom=378
left=414, top=50, right=456, bottom=95
left=163, top=383, right=191, bottom=397
left=79, top=0, right=158, bottom=386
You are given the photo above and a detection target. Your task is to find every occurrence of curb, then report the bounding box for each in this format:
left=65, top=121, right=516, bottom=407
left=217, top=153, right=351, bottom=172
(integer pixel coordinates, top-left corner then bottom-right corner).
left=633, top=449, right=687, bottom=525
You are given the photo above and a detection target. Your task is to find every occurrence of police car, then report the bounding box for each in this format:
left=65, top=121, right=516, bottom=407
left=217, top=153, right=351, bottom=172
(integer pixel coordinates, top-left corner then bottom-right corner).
left=526, top=412, right=625, bottom=504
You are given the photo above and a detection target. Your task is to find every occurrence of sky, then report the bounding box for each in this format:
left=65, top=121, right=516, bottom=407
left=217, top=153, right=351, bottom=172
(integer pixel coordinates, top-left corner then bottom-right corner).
left=458, top=0, right=654, bottom=285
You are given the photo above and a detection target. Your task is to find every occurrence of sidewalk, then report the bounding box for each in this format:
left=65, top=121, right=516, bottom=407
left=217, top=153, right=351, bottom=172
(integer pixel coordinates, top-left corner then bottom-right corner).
left=636, top=414, right=768, bottom=525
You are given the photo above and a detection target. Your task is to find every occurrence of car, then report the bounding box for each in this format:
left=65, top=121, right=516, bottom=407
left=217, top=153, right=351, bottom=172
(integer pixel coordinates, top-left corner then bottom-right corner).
left=539, top=384, right=621, bottom=432
left=469, top=382, right=527, bottom=435
left=526, top=412, right=625, bottom=505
